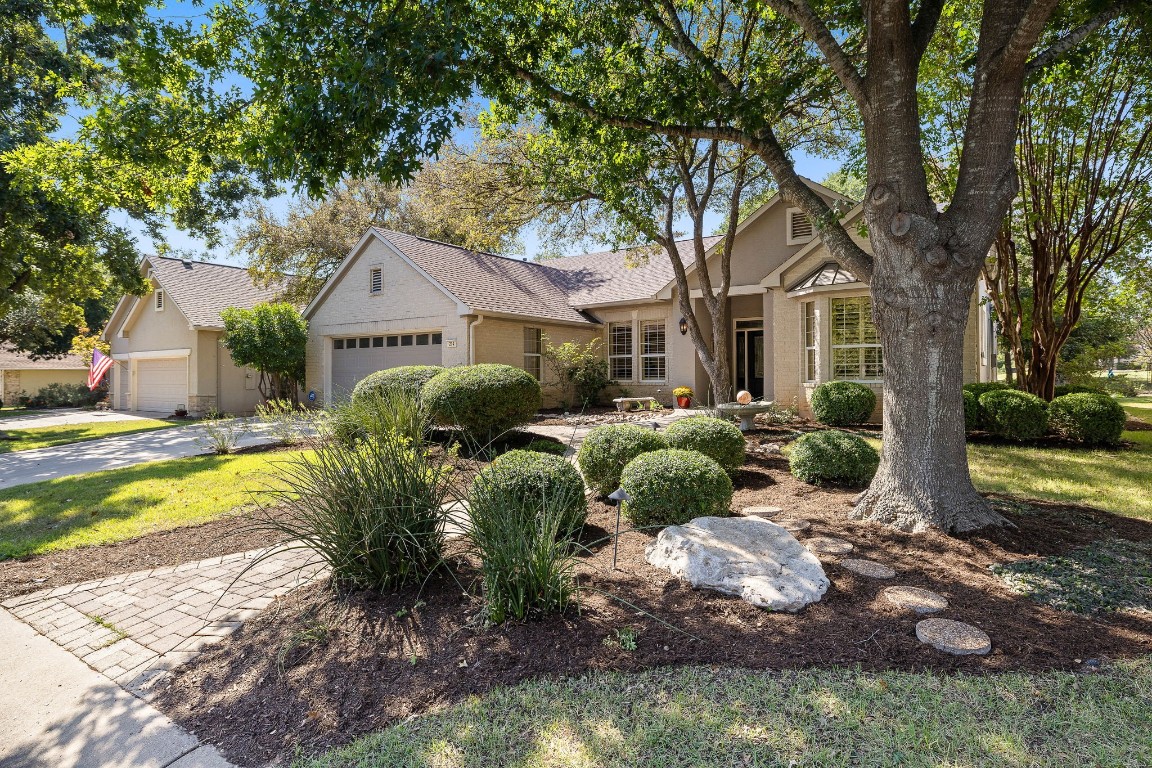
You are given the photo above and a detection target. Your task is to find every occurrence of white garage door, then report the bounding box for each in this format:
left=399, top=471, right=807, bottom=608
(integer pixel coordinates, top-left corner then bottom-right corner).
left=331, top=332, right=443, bottom=398
left=136, top=358, right=188, bottom=413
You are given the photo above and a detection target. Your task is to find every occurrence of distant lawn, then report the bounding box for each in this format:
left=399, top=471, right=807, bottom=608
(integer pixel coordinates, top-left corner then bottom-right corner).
left=1117, top=396, right=1152, bottom=421
left=0, top=418, right=179, bottom=454
left=298, top=661, right=1152, bottom=768
left=0, top=407, right=31, bottom=421
left=0, top=451, right=306, bottom=559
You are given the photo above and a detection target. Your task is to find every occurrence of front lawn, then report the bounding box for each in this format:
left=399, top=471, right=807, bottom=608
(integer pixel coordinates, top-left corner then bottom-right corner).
left=299, top=662, right=1152, bottom=768
left=0, top=407, right=31, bottom=421
left=1117, top=396, right=1152, bottom=420
left=0, top=418, right=180, bottom=454
left=0, top=451, right=307, bottom=559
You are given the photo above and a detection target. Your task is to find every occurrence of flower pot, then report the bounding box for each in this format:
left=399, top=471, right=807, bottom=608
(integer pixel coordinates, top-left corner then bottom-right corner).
left=676, top=396, right=692, bottom=409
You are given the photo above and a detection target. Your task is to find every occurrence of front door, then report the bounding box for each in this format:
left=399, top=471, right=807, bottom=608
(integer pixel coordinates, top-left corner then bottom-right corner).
left=734, top=320, right=765, bottom=398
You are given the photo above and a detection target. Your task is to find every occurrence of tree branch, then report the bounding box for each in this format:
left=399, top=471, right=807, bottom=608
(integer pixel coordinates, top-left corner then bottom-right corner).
left=763, top=0, right=869, bottom=112
left=910, top=0, right=946, bottom=62
left=1025, top=3, right=1127, bottom=74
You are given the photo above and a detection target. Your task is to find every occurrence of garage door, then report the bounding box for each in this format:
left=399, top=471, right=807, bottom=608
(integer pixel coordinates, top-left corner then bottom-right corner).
left=331, top=332, right=443, bottom=398
left=136, top=358, right=188, bottom=413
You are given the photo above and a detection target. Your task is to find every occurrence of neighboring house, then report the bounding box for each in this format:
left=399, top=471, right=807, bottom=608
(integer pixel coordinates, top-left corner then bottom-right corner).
left=0, top=346, right=89, bottom=405
left=102, top=257, right=280, bottom=416
left=304, top=178, right=997, bottom=416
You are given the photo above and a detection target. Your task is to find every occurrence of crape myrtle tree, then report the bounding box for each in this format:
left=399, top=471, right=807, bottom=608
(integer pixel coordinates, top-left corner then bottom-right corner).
left=48, top=1, right=1148, bottom=533
left=221, top=303, right=307, bottom=404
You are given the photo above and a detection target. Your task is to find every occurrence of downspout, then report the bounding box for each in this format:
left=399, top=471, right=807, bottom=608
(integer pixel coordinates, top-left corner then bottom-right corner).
left=468, top=314, right=486, bottom=365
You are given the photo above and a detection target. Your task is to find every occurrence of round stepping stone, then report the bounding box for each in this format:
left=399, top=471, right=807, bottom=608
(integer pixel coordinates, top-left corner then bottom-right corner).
left=775, top=518, right=811, bottom=532
left=840, top=558, right=896, bottom=579
left=805, top=536, right=854, bottom=555
left=916, top=618, right=991, bottom=656
left=743, top=505, right=783, bottom=519
left=882, top=586, right=949, bottom=614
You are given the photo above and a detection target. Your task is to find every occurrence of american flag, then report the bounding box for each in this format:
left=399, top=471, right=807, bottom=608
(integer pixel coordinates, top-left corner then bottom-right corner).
left=88, top=349, right=114, bottom=390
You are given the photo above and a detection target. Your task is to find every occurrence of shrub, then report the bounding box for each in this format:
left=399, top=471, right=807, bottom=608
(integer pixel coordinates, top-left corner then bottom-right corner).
left=524, top=439, right=568, bottom=456
left=788, top=430, right=879, bottom=486
left=1053, top=383, right=1103, bottom=398
left=1049, top=392, right=1127, bottom=446
left=810, top=381, right=876, bottom=426
left=619, top=449, right=733, bottom=527
left=19, top=382, right=106, bottom=409
left=963, top=389, right=980, bottom=431
left=664, top=416, right=746, bottom=475
left=963, top=381, right=1012, bottom=399
left=576, top=423, right=669, bottom=496
left=352, top=365, right=444, bottom=402
left=542, top=337, right=612, bottom=409
left=422, top=364, right=542, bottom=442
left=1100, top=375, right=1138, bottom=397
left=471, top=450, right=588, bottom=537
left=979, top=389, right=1049, bottom=440
left=255, top=399, right=314, bottom=445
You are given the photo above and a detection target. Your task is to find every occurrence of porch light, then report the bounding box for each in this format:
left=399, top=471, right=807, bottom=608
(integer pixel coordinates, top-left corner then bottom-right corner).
left=679, top=317, right=688, bottom=335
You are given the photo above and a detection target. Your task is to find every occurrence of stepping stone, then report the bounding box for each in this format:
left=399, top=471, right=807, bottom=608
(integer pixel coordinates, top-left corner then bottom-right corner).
left=742, top=506, right=783, bottom=519
left=916, top=618, right=992, bottom=655
left=775, top=518, right=811, bottom=532
left=882, top=586, right=948, bottom=614
left=805, top=536, right=854, bottom=555
left=840, top=558, right=896, bottom=579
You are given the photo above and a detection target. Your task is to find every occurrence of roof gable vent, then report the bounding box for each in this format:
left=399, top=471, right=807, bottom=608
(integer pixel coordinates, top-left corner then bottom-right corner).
left=787, top=208, right=815, bottom=245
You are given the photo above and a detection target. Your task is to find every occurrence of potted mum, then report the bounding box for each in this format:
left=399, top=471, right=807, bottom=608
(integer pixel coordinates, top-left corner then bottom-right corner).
left=673, top=386, right=694, bottom=409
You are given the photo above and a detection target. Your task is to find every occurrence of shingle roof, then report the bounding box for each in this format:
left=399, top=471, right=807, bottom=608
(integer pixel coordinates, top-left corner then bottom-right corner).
left=0, top=346, right=87, bottom=370
left=148, top=256, right=282, bottom=328
left=547, top=237, right=724, bottom=306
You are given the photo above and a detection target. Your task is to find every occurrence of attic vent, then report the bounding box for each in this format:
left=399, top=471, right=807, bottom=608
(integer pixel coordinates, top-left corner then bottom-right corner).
left=181, top=259, right=193, bottom=269
left=154, top=289, right=165, bottom=311
left=787, top=208, right=815, bottom=245
left=369, top=266, right=383, bottom=294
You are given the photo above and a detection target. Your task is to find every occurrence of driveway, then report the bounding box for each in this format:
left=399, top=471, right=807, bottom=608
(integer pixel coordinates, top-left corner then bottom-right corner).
left=0, top=409, right=168, bottom=431
left=0, top=421, right=277, bottom=491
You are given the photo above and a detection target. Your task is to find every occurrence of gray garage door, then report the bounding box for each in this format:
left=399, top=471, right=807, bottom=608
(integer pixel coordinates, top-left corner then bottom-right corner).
left=331, top=331, right=443, bottom=398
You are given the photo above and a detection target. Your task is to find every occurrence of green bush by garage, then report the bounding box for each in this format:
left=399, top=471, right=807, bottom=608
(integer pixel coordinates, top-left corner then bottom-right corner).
left=353, top=365, right=444, bottom=402
left=576, top=423, right=669, bottom=496
left=810, top=381, right=876, bottom=426
left=619, top=449, right=732, bottom=527
left=664, top=416, right=746, bottom=475
left=788, top=430, right=879, bottom=486
left=422, top=364, right=542, bottom=442
left=1048, top=392, right=1127, bottom=446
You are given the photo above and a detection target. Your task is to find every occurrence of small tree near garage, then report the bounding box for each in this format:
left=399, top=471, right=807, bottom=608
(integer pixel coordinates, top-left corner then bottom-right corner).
left=221, top=303, right=307, bottom=404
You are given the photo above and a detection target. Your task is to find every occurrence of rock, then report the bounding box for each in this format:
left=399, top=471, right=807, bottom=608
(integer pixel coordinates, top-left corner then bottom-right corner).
left=882, top=586, right=949, bottom=614
left=840, top=558, right=896, bottom=579
left=775, top=518, right=811, bottom=532
left=645, top=516, right=829, bottom=612
left=805, top=536, right=854, bottom=555
left=742, top=506, right=783, bottom=519
left=915, top=619, right=991, bottom=655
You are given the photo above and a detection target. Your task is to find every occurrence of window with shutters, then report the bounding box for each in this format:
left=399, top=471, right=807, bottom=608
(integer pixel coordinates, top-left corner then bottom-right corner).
left=523, top=327, right=542, bottom=379
left=831, top=297, right=883, bottom=381
left=369, top=266, right=383, bottom=294
left=786, top=208, right=815, bottom=245
left=640, top=321, right=666, bottom=382
left=608, top=322, right=633, bottom=381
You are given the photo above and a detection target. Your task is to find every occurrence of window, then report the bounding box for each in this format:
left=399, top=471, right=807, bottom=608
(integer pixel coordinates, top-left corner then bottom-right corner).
left=641, top=321, right=666, bottom=382
left=416, top=334, right=429, bottom=346
left=802, top=301, right=817, bottom=382
left=386, top=336, right=399, bottom=347
left=830, top=297, right=883, bottom=381
left=431, top=332, right=443, bottom=344
left=523, top=327, right=542, bottom=380
left=333, top=338, right=345, bottom=350
left=358, top=337, right=370, bottom=348
left=787, top=208, right=815, bottom=245
left=401, top=335, right=414, bottom=346
left=609, top=322, right=633, bottom=381
left=154, top=289, right=164, bottom=311
left=369, top=266, right=383, bottom=294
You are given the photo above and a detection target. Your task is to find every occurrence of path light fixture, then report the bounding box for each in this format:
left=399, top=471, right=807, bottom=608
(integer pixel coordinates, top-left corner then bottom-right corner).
left=679, top=317, right=688, bottom=335
left=607, top=487, right=631, bottom=570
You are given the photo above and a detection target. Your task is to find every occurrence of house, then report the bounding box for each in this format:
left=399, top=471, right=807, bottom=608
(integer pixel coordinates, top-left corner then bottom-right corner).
left=304, top=178, right=997, bottom=415
left=0, top=346, right=89, bottom=405
left=102, top=256, right=281, bottom=416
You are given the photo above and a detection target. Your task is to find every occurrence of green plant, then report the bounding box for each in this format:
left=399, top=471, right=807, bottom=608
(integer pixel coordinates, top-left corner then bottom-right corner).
left=194, top=415, right=249, bottom=455
left=664, top=416, right=746, bottom=475
left=328, top=389, right=429, bottom=447
left=423, top=364, right=542, bottom=442
left=672, top=386, right=693, bottom=398
left=962, top=389, right=980, bottom=431
left=619, top=448, right=732, bottom=527
left=1053, top=383, right=1103, bottom=398
left=470, top=449, right=588, bottom=537
left=962, top=381, right=1012, bottom=399
left=18, top=382, right=106, bottom=409
left=542, top=337, right=612, bottom=409
left=979, top=389, right=1049, bottom=441
left=788, top=430, right=879, bottom=486
left=1048, top=392, right=1127, bottom=446
left=524, top=439, right=567, bottom=456
left=351, top=365, right=444, bottom=402
left=221, top=303, right=308, bottom=402
left=1100, top=375, right=1139, bottom=397
left=576, top=423, right=669, bottom=496
left=809, top=381, right=876, bottom=426
left=255, top=399, right=313, bottom=445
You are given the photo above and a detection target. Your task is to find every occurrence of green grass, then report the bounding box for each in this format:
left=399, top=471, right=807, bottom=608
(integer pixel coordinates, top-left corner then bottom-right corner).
left=1116, top=396, right=1152, bottom=420
left=296, top=661, right=1152, bottom=768
left=0, top=419, right=180, bottom=454
left=0, top=407, right=31, bottom=421
left=0, top=451, right=307, bottom=559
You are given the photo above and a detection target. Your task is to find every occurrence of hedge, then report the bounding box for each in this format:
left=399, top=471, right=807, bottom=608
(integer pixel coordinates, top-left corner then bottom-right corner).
left=810, top=381, right=876, bottom=426
left=1048, top=392, right=1127, bottom=446
left=422, top=364, right=542, bottom=442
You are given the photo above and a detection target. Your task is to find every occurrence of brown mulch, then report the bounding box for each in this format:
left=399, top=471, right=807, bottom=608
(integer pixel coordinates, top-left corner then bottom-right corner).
left=148, top=445, right=1152, bottom=767
left=1126, top=416, right=1152, bottom=431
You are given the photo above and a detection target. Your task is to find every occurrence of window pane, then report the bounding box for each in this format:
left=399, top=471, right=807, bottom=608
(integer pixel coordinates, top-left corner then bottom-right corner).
left=431, top=333, right=442, bottom=345
left=642, top=356, right=666, bottom=381
left=372, top=336, right=384, bottom=347
left=416, top=334, right=429, bottom=345
left=358, top=337, right=370, bottom=348
left=386, top=336, right=399, bottom=347
left=333, top=338, right=344, bottom=350
left=401, top=335, right=413, bottom=346
left=609, top=323, right=632, bottom=356
left=610, top=358, right=632, bottom=381
left=524, top=355, right=542, bottom=380
left=523, top=327, right=541, bottom=355
left=806, top=348, right=817, bottom=382
left=642, top=322, right=665, bottom=354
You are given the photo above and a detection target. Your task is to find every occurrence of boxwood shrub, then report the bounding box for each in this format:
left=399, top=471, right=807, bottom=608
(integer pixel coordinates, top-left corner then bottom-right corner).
left=810, top=381, right=876, bottom=426
left=352, top=365, right=443, bottom=402
left=963, top=389, right=981, bottom=432
left=1048, top=392, right=1127, bottom=446
left=470, top=449, right=588, bottom=537
left=576, top=423, right=669, bottom=496
left=422, top=364, right=542, bottom=441
left=979, top=389, right=1049, bottom=440
left=619, top=449, right=732, bottom=527
left=788, top=430, right=879, bottom=486
left=962, top=381, right=1011, bottom=399
left=1052, top=383, right=1102, bottom=398
left=664, top=416, right=746, bottom=475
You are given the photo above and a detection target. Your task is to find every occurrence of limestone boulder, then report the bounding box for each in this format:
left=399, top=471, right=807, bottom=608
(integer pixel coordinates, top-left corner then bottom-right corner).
left=645, top=516, right=829, bottom=612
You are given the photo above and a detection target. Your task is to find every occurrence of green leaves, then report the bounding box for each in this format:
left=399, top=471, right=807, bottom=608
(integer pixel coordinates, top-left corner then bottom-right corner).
left=220, top=302, right=308, bottom=393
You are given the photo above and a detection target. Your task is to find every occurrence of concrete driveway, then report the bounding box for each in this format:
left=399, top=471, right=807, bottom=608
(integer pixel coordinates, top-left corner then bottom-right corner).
left=0, top=409, right=168, bottom=431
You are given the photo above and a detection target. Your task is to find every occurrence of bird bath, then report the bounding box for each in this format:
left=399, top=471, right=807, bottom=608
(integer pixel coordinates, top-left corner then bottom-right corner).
left=715, top=401, right=776, bottom=431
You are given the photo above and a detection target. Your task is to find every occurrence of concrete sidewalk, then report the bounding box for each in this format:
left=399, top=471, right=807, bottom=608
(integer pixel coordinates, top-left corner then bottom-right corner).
left=0, top=409, right=167, bottom=431
left=0, top=608, right=233, bottom=768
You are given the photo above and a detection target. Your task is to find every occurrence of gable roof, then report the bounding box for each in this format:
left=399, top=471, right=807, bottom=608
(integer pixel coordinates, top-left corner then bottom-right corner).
left=762, top=203, right=866, bottom=288
left=0, top=345, right=87, bottom=370
left=146, top=256, right=283, bottom=329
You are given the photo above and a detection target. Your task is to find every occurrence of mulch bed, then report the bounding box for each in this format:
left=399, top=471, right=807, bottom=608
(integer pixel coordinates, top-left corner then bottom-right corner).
left=147, top=437, right=1152, bottom=767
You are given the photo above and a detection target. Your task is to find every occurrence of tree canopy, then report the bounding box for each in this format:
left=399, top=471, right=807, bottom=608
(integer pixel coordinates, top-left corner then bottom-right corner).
left=221, top=303, right=307, bottom=402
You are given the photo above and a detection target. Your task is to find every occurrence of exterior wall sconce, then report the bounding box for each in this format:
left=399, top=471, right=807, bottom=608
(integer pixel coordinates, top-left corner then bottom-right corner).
left=679, top=317, right=688, bottom=335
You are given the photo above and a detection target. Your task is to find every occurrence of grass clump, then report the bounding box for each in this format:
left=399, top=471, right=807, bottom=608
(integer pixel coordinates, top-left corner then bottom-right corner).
left=576, top=423, right=668, bottom=496
left=664, top=416, right=746, bottom=475
left=788, top=429, right=879, bottom=486
left=619, top=448, right=732, bottom=527
left=991, top=538, right=1151, bottom=614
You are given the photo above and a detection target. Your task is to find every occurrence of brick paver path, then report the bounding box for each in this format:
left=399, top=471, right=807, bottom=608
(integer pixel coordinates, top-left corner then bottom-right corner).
left=2, top=547, right=326, bottom=699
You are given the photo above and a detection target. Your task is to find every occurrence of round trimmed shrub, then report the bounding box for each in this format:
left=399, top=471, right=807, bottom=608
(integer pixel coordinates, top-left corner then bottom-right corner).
left=422, top=364, right=542, bottom=441
left=788, top=430, right=879, bottom=486
left=576, top=423, right=669, bottom=496
left=664, top=416, right=746, bottom=475
left=471, top=450, right=588, bottom=536
left=979, top=389, right=1049, bottom=440
left=353, top=365, right=443, bottom=402
left=619, top=449, right=732, bottom=527
left=963, top=381, right=1011, bottom=399
left=810, top=381, right=876, bottom=426
left=1053, top=383, right=1102, bottom=398
left=1048, top=392, right=1126, bottom=446
left=963, top=389, right=980, bottom=432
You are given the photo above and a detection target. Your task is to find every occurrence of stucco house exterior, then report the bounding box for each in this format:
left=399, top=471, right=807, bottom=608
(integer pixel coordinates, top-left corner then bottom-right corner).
left=0, top=346, right=89, bottom=405
left=305, top=178, right=997, bottom=416
left=102, top=256, right=280, bottom=416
